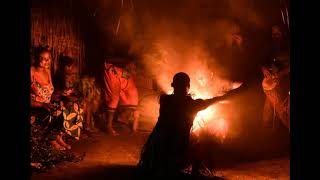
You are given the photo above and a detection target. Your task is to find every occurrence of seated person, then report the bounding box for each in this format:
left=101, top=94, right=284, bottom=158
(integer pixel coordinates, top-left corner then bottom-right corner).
left=51, top=56, right=84, bottom=140
left=31, top=47, right=86, bottom=172
left=31, top=47, right=70, bottom=151
left=54, top=56, right=101, bottom=133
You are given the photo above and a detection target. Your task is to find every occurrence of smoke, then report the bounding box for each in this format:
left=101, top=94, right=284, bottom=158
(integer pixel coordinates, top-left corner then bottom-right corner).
left=105, top=0, right=270, bottom=88
left=101, top=0, right=273, bottom=136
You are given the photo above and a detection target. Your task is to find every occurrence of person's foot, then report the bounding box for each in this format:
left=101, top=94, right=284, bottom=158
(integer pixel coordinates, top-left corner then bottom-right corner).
left=107, top=128, right=119, bottom=136
left=130, top=127, right=138, bottom=135
left=30, top=116, right=36, bottom=124
left=50, top=140, right=66, bottom=150
left=31, top=162, right=42, bottom=169
left=57, top=136, right=71, bottom=150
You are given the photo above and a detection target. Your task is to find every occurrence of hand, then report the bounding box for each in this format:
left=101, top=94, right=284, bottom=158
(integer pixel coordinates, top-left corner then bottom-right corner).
left=233, top=34, right=243, bottom=47
left=232, top=82, right=243, bottom=89
left=63, top=88, right=74, bottom=96
left=226, top=83, right=247, bottom=96
left=262, top=67, right=272, bottom=79
left=220, top=82, right=243, bottom=96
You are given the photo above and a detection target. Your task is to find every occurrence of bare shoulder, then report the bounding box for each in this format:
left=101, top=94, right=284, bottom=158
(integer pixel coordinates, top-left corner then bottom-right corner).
left=30, top=66, right=36, bottom=75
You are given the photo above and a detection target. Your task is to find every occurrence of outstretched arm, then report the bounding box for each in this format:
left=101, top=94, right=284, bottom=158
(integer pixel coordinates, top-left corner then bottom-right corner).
left=195, top=83, right=247, bottom=111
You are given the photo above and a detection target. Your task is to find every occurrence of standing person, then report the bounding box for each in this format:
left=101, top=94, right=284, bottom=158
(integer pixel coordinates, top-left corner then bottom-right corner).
left=103, top=59, right=139, bottom=135
left=261, top=24, right=290, bottom=131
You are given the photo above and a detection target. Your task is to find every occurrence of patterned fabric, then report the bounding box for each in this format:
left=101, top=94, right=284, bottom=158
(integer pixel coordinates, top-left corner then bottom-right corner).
left=61, top=102, right=83, bottom=140
left=30, top=110, right=84, bottom=172
left=31, top=80, right=54, bottom=104
left=31, top=68, right=83, bottom=140
left=50, top=101, right=84, bottom=140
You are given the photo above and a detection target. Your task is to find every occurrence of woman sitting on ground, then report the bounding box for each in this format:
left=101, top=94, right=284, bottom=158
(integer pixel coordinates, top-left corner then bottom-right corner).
left=31, top=47, right=70, bottom=150
left=51, top=56, right=85, bottom=136
left=30, top=47, right=85, bottom=171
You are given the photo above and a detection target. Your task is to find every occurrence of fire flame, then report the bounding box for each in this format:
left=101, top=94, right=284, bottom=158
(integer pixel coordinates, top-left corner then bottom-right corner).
left=190, top=90, right=229, bottom=141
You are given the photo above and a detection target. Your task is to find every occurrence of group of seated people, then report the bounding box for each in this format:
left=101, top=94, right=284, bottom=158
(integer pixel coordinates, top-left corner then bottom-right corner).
left=30, top=47, right=100, bottom=170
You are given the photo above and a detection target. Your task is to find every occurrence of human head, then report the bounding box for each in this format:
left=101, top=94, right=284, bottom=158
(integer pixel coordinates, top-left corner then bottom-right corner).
left=225, top=22, right=243, bottom=48
left=272, top=25, right=283, bottom=41
left=171, top=72, right=190, bottom=95
left=61, top=56, right=75, bottom=74
left=34, top=47, right=51, bottom=69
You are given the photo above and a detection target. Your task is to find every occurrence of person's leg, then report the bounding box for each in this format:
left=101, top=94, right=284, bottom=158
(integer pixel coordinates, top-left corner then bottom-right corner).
left=132, top=108, right=140, bottom=132
left=85, top=101, right=99, bottom=132
left=103, top=64, right=121, bottom=135
left=50, top=138, right=66, bottom=151
left=188, top=139, right=203, bottom=175
left=48, top=129, right=67, bottom=151
left=117, top=108, right=129, bottom=125
left=56, top=132, right=71, bottom=149
left=119, top=77, right=139, bottom=133
left=118, top=106, right=140, bottom=133
left=34, top=108, right=66, bottom=151
left=276, top=96, right=290, bottom=131
left=263, top=98, right=274, bottom=128
left=191, top=158, right=202, bottom=175
left=104, top=108, right=119, bottom=136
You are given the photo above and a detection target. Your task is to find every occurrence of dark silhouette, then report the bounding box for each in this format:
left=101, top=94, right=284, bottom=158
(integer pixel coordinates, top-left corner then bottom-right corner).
left=137, top=72, right=246, bottom=178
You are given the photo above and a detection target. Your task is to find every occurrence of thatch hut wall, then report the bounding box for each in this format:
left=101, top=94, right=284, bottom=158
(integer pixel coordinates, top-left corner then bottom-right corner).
left=31, top=7, right=85, bottom=77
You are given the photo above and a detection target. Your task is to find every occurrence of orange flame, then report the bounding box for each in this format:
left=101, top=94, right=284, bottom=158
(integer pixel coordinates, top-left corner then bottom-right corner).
left=190, top=91, right=229, bottom=141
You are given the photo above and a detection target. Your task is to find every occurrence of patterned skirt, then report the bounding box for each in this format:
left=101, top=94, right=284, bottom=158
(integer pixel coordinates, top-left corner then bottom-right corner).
left=53, top=100, right=84, bottom=140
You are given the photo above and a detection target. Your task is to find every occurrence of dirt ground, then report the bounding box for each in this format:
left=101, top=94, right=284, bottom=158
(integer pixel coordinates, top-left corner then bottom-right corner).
left=32, top=124, right=289, bottom=180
